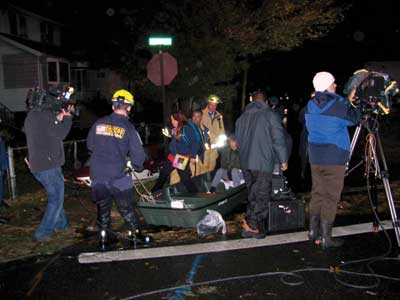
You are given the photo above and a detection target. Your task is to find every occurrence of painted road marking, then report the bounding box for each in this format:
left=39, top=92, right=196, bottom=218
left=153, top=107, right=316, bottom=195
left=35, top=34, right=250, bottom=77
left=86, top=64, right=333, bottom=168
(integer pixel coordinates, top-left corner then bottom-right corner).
left=78, top=220, right=393, bottom=264
left=166, top=255, right=203, bottom=300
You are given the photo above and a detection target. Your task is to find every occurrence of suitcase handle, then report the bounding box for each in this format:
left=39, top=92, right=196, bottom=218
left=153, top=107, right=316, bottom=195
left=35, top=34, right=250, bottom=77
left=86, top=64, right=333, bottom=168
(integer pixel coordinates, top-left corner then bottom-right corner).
left=278, top=205, right=292, bottom=214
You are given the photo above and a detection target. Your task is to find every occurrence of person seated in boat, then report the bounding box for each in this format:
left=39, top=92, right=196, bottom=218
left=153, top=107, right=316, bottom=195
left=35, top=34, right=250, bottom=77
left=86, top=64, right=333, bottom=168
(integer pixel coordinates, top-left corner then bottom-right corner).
left=151, top=111, right=199, bottom=194
left=210, top=136, right=244, bottom=193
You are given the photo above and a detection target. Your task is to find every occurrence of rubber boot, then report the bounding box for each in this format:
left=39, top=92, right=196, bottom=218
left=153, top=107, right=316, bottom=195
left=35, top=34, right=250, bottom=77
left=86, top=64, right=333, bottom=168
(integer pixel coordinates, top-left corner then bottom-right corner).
left=308, top=215, right=320, bottom=243
left=99, top=228, right=108, bottom=251
left=321, top=221, right=344, bottom=249
left=98, top=227, right=117, bottom=251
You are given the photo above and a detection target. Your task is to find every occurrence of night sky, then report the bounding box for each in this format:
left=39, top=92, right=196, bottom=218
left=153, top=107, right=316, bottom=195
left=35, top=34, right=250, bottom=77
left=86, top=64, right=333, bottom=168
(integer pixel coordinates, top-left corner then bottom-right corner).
left=250, top=0, right=400, bottom=98
left=6, top=0, right=400, bottom=101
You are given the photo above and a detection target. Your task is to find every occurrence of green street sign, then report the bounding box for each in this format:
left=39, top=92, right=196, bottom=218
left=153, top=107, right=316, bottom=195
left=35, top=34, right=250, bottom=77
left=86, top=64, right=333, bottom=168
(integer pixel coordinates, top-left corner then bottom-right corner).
left=148, top=37, right=173, bottom=46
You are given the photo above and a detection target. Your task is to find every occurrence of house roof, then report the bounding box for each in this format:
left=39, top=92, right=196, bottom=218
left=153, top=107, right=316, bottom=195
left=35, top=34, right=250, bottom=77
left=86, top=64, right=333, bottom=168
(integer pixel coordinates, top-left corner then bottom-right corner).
left=0, top=33, right=74, bottom=59
left=5, top=3, right=64, bottom=26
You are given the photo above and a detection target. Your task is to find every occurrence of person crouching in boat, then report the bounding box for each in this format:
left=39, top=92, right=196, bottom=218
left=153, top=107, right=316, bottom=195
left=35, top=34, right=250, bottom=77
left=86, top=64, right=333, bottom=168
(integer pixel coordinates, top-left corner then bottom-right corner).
left=151, top=111, right=199, bottom=194
left=209, top=135, right=243, bottom=193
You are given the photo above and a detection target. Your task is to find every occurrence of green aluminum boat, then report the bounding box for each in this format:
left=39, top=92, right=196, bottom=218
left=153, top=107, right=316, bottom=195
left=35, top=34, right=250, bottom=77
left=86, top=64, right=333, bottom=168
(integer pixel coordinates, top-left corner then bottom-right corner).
left=137, top=173, right=247, bottom=228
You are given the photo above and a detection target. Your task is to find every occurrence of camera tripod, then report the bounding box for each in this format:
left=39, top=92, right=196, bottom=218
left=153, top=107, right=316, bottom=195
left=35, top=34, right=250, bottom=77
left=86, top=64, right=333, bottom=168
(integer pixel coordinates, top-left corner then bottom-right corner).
left=346, top=114, right=400, bottom=247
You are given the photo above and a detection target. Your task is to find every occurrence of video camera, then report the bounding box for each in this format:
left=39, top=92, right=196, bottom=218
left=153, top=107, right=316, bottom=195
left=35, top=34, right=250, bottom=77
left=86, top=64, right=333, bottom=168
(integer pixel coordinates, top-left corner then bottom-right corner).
left=26, top=86, right=78, bottom=116
left=344, top=69, right=399, bottom=115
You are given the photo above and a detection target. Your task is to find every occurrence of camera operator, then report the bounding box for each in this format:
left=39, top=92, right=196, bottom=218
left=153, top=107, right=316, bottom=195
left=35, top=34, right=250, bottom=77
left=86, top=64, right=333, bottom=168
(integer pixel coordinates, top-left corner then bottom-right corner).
left=305, top=71, right=360, bottom=249
left=24, top=103, right=74, bottom=242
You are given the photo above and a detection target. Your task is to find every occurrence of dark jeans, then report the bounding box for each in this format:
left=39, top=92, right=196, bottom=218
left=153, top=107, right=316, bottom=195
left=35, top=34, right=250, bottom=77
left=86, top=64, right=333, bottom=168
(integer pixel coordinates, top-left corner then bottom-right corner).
left=310, top=164, right=346, bottom=224
left=33, top=167, right=68, bottom=238
left=244, top=170, right=272, bottom=231
left=151, top=160, right=198, bottom=193
left=92, top=181, right=140, bottom=230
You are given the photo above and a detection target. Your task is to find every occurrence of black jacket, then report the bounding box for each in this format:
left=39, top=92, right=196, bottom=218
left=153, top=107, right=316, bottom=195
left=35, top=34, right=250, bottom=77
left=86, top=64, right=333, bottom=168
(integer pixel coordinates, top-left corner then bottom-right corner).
left=24, top=110, right=72, bottom=173
left=235, top=101, right=288, bottom=173
left=87, top=113, right=146, bottom=182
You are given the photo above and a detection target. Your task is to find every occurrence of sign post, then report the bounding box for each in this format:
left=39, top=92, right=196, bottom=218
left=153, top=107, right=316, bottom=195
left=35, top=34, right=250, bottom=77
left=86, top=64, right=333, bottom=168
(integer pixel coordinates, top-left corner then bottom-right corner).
left=148, top=36, right=172, bottom=105
left=159, top=49, right=166, bottom=105
left=147, top=36, right=177, bottom=123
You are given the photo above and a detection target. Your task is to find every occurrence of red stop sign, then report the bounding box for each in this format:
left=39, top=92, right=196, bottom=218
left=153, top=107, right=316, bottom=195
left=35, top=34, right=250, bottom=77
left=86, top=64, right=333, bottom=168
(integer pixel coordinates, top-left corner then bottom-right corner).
left=147, top=52, right=178, bottom=86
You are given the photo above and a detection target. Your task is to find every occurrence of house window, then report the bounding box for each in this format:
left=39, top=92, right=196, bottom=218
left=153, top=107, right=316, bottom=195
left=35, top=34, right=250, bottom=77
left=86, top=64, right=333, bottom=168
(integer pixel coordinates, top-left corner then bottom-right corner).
left=48, top=61, right=58, bottom=82
left=59, top=62, right=69, bottom=82
left=19, top=15, right=27, bottom=38
left=8, top=12, right=28, bottom=38
left=47, top=60, right=70, bottom=83
left=71, top=69, right=87, bottom=91
left=41, top=22, right=54, bottom=44
left=9, top=12, right=18, bottom=35
left=47, top=24, right=54, bottom=44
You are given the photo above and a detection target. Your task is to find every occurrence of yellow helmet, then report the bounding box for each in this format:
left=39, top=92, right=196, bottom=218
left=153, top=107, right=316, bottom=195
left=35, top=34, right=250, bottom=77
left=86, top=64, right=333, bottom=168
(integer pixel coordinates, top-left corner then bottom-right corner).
left=207, top=94, right=222, bottom=104
left=112, top=89, right=134, bottom=106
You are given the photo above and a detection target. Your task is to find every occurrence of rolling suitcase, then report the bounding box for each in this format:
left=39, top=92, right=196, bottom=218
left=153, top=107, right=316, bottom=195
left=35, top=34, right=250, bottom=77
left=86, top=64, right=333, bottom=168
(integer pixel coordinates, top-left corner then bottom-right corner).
left=268, top=192, right=305, bottom=232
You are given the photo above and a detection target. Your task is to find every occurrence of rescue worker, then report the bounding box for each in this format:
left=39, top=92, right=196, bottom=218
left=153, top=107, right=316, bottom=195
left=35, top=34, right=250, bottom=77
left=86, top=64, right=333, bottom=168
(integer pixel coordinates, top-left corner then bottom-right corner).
left=87, top=89, right=147, bottom=250
left=305, top=72, right=360, bottom=249
left=201, top=94, right=225, bottom=174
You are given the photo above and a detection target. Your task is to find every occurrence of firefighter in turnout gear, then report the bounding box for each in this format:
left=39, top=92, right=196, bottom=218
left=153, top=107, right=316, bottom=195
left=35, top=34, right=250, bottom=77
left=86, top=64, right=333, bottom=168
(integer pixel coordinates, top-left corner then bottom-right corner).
left=87, top=89, right=149, bottom=250
left=201, top=94, right=225, bottom=174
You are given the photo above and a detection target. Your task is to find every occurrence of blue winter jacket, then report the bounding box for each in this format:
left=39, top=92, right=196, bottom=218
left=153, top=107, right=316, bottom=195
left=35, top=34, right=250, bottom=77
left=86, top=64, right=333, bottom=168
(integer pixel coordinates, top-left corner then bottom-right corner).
left=187, top=120, right=209, bottom=162
left=305, top=92, right=361, bottom=165
left=169, top=125, right=198, bottom=159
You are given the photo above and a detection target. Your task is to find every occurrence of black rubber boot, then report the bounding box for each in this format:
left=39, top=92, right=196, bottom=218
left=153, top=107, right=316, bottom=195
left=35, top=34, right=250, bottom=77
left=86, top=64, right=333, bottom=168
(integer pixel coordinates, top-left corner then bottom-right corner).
left=308, top=215, right=320, bottom=242
left=321, top=221, right=344, bottom=249
left=98, top=227, right=118, bottom=251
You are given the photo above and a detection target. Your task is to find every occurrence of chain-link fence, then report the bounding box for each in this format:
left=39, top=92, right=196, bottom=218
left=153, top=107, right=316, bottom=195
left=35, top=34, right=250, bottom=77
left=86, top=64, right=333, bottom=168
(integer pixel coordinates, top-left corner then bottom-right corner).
left=6, top=140, right=89, bottom=200
left=136, top=123, right=165, bottom=145
left=4, top=123, right=165, bottom=200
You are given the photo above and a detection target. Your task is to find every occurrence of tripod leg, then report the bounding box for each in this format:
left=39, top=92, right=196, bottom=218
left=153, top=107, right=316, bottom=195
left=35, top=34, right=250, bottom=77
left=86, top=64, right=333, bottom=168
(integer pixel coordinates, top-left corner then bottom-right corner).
left=375, top=132, right=400, bottom=247
left=369, top=176, right=379, bottom=232
left=347, top=124, right=363, bottom=172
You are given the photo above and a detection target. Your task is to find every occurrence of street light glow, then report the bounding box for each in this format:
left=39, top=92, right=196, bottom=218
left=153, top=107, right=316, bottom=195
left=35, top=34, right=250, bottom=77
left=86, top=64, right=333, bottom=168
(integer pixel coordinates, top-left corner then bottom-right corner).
left=148, top=37, right=173, bottom=46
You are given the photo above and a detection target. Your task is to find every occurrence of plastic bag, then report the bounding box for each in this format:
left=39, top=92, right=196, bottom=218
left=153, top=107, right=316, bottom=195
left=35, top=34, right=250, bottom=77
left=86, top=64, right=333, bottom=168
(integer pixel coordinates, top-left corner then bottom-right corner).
left=196, top=210, right=227, bottom=237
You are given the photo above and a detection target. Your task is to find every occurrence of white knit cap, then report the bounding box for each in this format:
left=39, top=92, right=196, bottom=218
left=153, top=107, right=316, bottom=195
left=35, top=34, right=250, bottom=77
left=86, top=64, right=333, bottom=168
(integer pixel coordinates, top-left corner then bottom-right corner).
left=312, top=72, right=335, bottom=92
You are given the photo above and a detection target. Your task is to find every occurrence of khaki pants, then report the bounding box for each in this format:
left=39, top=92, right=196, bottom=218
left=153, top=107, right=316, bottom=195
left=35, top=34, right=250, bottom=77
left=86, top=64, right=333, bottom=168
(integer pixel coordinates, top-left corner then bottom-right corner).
left=170, top=160, right=204, bottom=185
left=200, top=149, right=218, bottom=174
left=310, top=165, right=346, bottom=224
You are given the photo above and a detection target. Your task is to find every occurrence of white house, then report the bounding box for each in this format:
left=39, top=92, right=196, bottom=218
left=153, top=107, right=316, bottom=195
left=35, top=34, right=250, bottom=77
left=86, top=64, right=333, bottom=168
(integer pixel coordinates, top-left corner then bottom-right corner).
left=0, top=4, right=127, bottom=114
left=0, top=4, right=70, bottom=112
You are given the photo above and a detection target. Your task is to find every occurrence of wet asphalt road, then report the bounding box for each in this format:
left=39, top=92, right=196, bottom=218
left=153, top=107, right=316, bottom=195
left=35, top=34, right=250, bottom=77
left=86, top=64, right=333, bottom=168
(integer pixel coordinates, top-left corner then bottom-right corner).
left=1, top=229, right=400, bottom=300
